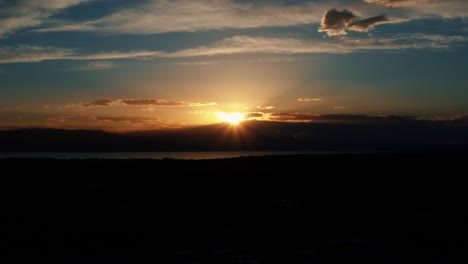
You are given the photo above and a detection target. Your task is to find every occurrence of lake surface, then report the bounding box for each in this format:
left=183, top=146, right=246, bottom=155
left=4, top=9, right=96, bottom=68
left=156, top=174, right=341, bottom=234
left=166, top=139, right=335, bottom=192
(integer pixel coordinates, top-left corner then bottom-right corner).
left=0, top=151, right=379, bottom=160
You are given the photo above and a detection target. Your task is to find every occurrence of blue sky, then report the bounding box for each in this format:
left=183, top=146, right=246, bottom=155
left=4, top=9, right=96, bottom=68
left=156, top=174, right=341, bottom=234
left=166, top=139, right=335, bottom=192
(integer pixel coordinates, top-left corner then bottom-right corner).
left=1, top=0, right=468, bottom=131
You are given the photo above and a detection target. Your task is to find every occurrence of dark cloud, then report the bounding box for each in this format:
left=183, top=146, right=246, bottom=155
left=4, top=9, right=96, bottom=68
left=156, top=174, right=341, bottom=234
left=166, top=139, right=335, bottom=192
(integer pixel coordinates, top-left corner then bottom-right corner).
left=268, top=113, right=416, bottom=123
left=319, top=9, right=356, bottom=36
left=83, top=99, right=114, bottom=107
left=268, top=112, right=317, bottom=122
left=348, top=15, right=390, bottom=32
left=245, top=112, right=264, bottom=119
left=319, top=9, right=390, bottom=36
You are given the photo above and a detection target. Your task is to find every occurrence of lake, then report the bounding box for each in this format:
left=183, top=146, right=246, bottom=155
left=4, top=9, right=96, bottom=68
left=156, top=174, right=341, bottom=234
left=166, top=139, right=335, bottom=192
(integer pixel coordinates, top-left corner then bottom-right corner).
left=0, top=151, right=379, bottom=160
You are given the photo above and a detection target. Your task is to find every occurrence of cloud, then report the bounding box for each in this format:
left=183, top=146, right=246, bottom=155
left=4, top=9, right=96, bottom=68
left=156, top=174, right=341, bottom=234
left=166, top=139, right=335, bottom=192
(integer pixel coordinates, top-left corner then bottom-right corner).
left=363, top=0, right=468, bottom=19
left=0, top=0, right=89, bottom=37
left=73, top=61, right=118, bottom=71
left=332, top=33, right=468, bottom=50
left=298, top=98, right=324, bottom=102
left=8, top=0, right=468, bottom=37
left=0, top=37, right=347, bottom=64
left=187, top=111, right=205, bottom=115
left=268, top=113, right=416, bottom=123
left=68, top=50, right=165, bottom=60
left=174, top=61, right=219, bottom=66
left=245, top=112, right=265, bottom=119
left=122, top=99, right=216, bottom=107
left=89, top=115, right=162, bottom=125
left=122, top=99, right=186, bottom=106
left=257, top=105, right=275, bottom=110
left=34, top=23, right=96, bottom=33
left=1, top=34, right=467, bottom=64
left=319, top=9, right=356, bottom=36
left=65, top=99, right=217, bottom=108
left=0, top=45, right=75, bottom=63
left=319, top=9, right=394, bottom=36
left=83, top=99, right=115, bottom=107
left=348, top=15, right=390, bottom=32
left=38, top=0, right=325, bottom=34
left=363, top=0, right=409, bottom=7
left=0, top=45, right=163, bottom=63
left=44, top=114, right=170, bottom=131
left=167, top=36, right=348, bottom=57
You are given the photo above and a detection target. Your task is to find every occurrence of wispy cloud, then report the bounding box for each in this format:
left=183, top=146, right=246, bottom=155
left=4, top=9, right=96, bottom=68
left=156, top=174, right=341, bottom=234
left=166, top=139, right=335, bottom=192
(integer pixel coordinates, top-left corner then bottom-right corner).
left=174, top=61, right=219, bottom=66
left=34, top=23, right=96, bottom=33
left=186, top=110, right=205, bottom=115
left=38, top=0, right=326, bottom=34
left=82, top=99, right=115, bottom=107
left=65, top=99, right=217, bottom=109
left=363, top=0, right=410, bottom=7
left=1, top=34, right=467, bottom=64
left=257, top=105, right=275, bottom=110
left=9, top=0, right=468, bottom=38
left=167, top=36, right=349, bottom=57
left=69, top=50, right=165, bottom=60
left=45, top=114, right=167, bottom=131
left=0, top=45, right=75, bottom=63
left=298, top=98, right=324, bottom=102
left=121, top=99, right=216, bottom=107
left=0, top=0, right=90, bottom=37
left=0, top=45, right=163, bottom=63
left=73, top=61, right=118, bottom=71
left=363, top=0, right=468, bottom=19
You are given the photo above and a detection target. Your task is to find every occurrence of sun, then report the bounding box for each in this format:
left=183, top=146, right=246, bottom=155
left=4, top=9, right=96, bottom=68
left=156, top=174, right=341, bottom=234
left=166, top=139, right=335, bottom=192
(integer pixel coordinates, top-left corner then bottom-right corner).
left=216, top=112, right=245, bottom=125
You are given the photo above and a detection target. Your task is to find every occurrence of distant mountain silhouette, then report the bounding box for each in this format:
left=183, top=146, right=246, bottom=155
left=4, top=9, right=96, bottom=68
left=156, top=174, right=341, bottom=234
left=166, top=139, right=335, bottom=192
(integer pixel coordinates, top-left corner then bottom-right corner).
left=1, top=121, right=468, bottom=152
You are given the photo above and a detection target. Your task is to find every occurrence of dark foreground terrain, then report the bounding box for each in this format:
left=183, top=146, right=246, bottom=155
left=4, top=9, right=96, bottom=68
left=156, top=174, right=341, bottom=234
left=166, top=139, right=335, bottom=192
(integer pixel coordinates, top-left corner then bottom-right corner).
left=1, top=154, right=467, bottom=263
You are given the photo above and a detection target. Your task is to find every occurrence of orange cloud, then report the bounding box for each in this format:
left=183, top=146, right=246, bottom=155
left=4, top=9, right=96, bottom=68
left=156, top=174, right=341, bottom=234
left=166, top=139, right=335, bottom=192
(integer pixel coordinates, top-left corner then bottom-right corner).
left=257, top=105, right=275, bottom=110
left=65, top=98, right=217, bottom=108
left=298, top=98, right=323, bottom=102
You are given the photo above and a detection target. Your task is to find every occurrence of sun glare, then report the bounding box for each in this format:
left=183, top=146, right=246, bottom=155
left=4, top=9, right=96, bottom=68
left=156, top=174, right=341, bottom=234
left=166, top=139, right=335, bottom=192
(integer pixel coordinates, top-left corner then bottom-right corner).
left=216, top=112, right=245, bottom=125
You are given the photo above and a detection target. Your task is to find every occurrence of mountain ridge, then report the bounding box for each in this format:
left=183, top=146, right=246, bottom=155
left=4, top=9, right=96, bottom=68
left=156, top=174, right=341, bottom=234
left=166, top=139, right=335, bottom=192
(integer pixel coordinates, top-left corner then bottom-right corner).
left=1, top=121, right=467, bottom=152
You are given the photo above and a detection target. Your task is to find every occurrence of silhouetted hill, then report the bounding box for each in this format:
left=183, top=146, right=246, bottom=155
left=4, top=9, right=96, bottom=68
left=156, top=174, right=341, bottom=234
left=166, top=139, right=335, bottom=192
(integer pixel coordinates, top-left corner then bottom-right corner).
left=0, top=128, right=130, bottom=152
left=1, top=120, right=468, bottom=152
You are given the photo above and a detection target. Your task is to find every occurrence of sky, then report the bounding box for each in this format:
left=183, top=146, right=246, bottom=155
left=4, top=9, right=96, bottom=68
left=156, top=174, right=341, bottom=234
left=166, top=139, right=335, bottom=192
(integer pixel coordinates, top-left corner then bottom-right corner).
left=1, top=0, right=468, bottom=131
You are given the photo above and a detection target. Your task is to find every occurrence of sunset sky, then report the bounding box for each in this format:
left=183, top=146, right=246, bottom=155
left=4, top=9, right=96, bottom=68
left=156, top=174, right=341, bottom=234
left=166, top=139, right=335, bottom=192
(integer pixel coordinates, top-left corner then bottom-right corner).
left=1, top=0, right=468, bottom=131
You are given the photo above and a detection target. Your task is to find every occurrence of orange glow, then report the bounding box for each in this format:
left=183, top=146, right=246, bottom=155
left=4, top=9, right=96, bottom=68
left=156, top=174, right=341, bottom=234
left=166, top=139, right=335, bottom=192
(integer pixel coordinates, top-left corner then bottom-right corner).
left=216, top=112, right=245, bottom=125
